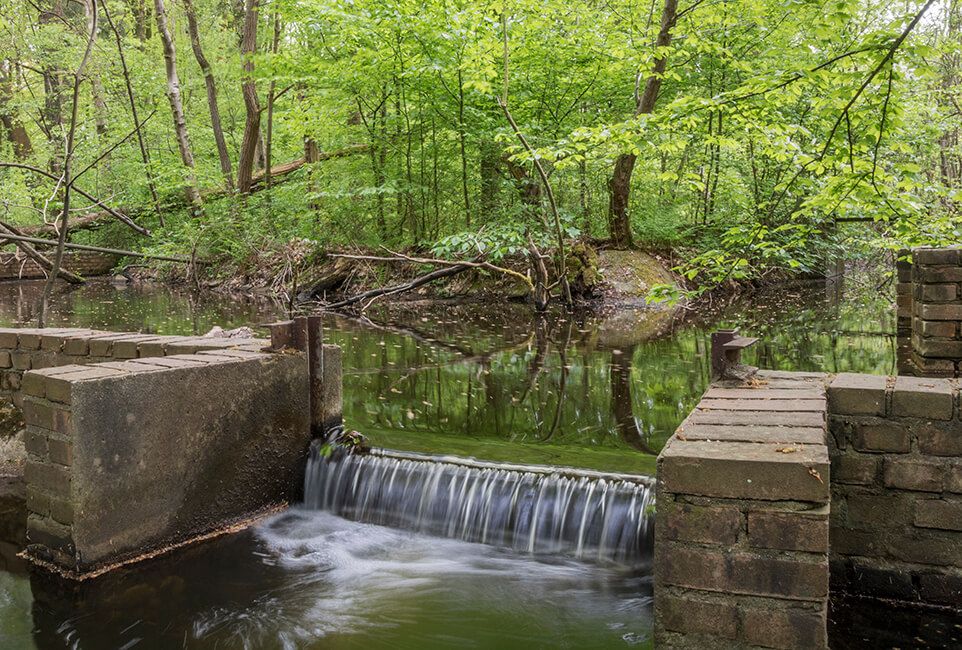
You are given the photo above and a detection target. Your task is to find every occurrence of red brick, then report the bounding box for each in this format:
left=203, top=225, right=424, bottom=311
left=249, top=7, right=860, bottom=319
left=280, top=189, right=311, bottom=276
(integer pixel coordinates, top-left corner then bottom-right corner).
left=832, top=454, right=877, bottom=485
left=660, top=594, right=737, bottom=639
left=24, top=461, right=70, bottom=495
left=47, top=438, right=72, bottom=467
left=828, top=374, right=886, bottom=416
left=947, top=464, right=962, bottom=493
left=918, top=424, right=962, bottom=456
left=884, top=459, right=943, bottom=492
left=738, top=605, right=827, bottom=650
left=748, top=509, right=828, bottom=553
left=852, top=423, right=909, bottom=453
left=662, top=502, right=742, bottom=545
left=23, top=429, right=48, bottom=458
left=921, top=283, right=958, bottom=302
left=891, top=377, right=954, bottom=420
left=25, top=486, right=50, bottom=517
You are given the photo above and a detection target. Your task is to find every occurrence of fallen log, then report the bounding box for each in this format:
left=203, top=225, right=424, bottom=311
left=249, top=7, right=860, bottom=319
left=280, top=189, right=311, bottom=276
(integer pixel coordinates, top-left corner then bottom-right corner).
left=0, top=221, right=85, bottom=284
left=321, top=257, right=481, bottom=311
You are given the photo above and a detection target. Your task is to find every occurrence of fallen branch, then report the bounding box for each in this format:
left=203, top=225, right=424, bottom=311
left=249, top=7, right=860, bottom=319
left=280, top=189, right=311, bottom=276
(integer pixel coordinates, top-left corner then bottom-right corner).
left=322, top=256, right=481, bottom=310
left=0, top=231, right=194, bottom=263
left=329, top=248, right=534, bottom=292
left=0, top=221, right=85, bottom=284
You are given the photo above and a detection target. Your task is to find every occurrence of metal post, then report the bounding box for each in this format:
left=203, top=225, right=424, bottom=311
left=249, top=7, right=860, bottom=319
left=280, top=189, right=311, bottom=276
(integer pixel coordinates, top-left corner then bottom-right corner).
left=268, top=320, right=294, bottom=351
left=292, top=316, right=308, bottom=351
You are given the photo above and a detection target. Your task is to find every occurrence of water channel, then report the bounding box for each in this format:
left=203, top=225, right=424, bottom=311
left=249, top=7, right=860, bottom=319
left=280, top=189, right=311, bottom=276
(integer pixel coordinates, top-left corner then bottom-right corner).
left=0, top=275, right=902, bottom=648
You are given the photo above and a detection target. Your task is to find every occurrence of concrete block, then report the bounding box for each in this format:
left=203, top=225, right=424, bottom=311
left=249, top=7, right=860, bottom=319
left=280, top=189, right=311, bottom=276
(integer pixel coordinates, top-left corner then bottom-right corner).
left=920, top=304, right=962, bottom=321
left=661, top=501, right=742, bottom=545
left=891, top=377, right=954, bottom=419
left=914, top=499, right=962, bottom=531
left=738, top=604, right=827, bottom=650
left=673, top=424, right=826, bottom=445
left=827, top=374, right=886, bottom=416
left=748, top=509, right=828, bottom=553
left=660, top=440, right=830, bottom=502
left=660, top=594, right=737, bottom=639
left=851, top=422, right=910, bottom=453
left=689, top=410, right=825, bottom=428
left=884, top=459, right=944, bottom=493
left=832, top=454, right=877, bottom=485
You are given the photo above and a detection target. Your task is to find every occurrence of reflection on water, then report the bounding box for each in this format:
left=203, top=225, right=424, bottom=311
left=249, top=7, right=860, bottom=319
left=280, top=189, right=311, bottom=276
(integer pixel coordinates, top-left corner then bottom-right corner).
left=13, top=511, right=652, bottom=649
left=0, top=273, right=899, bottom=648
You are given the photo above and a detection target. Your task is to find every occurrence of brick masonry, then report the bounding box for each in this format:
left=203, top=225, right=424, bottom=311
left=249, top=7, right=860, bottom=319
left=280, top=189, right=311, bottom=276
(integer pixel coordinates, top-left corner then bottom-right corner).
left=655, top=370, right=831, bottom=649
left=0, top=251, right=120, bottom=280
left=0, top=326, right=343, bottom=578
left=827, top=372, right=962, bottom=608
left=897, top=247, right=962, bottom=377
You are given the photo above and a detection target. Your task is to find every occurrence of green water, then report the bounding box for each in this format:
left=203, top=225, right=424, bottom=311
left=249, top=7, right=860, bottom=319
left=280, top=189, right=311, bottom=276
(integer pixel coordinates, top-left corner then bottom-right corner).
left=0, top=274, right=896, bottom=648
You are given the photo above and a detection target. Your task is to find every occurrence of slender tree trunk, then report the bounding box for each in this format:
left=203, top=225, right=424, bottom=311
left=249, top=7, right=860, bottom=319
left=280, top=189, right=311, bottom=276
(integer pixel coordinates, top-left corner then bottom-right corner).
left=154, top=0, right=203, bottom=208
left=457, top=69, right=471, bottom=226
left=183, top=0, right=234, bottom=193
left=39, top=1, right=65, bottom=175
left=0, top=62, right=32, bottom=159
left=264, top=11, right=281, bottom=194
left=607, top=0, right=678, bottom=248
left=236, top=0, right=261, bottom=194
left=102, top=0, right=163, bottom=225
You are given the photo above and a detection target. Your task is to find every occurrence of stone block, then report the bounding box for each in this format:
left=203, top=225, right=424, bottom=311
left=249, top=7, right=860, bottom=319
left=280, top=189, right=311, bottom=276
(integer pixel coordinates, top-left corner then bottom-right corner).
left=49, top=497, right=73, bottom=526
left=884, top=459, right=944, bottom=492
left=852, top=422, right=910, bottom=453
left=48, top=438, right=72, bottom=467
left=661, top=501, right=742, bottom=545
left=697, top=398, right=826, bottom=412
left=832, top=454, right=877, bottom=485
left=917, top=338, right=962, bottom=358
left=891, top=377, right=954, bottom=420
left=914, top=247, right=961, bottom=265
left=63, top=337, right=89, bottom=356
left=136, top=337, right=179, bottom=358
left=0, top=350, right=10, bottom=369
left=21, top=371, right=45, bottom=398
left=896, top=294, right=912, bottom=313
left=112, top=336, right=165, bottom=360
left=659, top=594, right=737, bottom=639
left=26, top=514, right=75, bottom=559
left=660, top=440, right=830, bottom=502
left=914, top=499, right=962, bottom=531
left=24, top=461, right=70, bottom=495
left=23, top=428, right=48, bottom=459
left=0, top=330, right=18, bottom=348
left=829, top=526, right=884, bottom=558
left=688, top=409, right=825, bottom=428
left=921, top=320, right=957, bottom=339
left=920, top=304, right=962, bottom=321
left=920, top=266, right=962, bottom=284
left=26, top=486, right=50, bottom=517
left=11, top=352, right=31, bottom=371
left=18, top=332, right=42, bottom=350
left=748, top=509, right=828, bottom=553
left=918, top=423, right=962, bottom=457
left=674, top=424, right=826, bottom=445
left=889, top=533, right=962, bottom=567
left=738, top=604, right=827, bottom=650
left=827, top=374, right=887, bottom=416
left=921, top=283, right=959, bottom=303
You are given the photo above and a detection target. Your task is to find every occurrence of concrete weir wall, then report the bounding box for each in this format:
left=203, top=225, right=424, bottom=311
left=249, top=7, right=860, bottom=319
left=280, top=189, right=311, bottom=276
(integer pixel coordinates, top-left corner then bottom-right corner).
left=0, top=327, right=341, bottom=578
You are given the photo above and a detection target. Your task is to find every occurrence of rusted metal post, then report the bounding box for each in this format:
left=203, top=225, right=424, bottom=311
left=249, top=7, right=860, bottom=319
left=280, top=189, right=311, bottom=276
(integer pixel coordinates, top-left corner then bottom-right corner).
left=710, top=329, right=759, bottom=381
left=292, top=316, right=308, bottom=351
left=268, top=320, right=294, bottom=351
left=307, top=315, right=325, bottom=438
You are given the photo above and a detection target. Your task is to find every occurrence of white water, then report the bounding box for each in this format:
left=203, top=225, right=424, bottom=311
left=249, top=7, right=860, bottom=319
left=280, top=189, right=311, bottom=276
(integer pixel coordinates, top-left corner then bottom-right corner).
left=303, top=446, right=655, bottom=564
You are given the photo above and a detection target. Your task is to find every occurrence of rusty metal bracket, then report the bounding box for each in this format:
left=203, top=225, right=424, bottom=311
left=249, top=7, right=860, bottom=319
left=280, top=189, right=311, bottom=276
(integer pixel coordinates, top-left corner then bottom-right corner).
left=710, top=329, right=759, bottom=381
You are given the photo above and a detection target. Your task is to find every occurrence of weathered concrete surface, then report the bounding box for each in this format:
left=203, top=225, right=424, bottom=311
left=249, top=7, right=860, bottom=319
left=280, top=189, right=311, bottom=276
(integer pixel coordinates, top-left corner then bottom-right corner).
left=23, top=352, right=310, bottom=576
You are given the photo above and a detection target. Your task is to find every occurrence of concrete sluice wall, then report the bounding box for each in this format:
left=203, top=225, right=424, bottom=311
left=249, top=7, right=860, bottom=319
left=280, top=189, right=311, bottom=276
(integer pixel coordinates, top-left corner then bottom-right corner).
left=0, top=327, right=333, bottom=579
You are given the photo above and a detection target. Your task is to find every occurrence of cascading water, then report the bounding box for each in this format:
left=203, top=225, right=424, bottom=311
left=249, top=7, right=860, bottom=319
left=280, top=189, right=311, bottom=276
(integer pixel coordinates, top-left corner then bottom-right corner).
left=303, top=442, right=655, bottom=563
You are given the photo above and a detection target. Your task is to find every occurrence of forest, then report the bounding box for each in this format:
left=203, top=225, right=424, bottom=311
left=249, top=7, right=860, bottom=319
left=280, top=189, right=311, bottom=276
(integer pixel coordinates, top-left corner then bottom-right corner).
left=0, top=0, right=959, bottom=305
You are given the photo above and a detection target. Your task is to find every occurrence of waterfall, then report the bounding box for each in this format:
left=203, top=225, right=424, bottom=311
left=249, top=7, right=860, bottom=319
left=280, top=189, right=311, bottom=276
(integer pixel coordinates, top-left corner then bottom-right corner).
left=303, top=444, right=655, bottom=564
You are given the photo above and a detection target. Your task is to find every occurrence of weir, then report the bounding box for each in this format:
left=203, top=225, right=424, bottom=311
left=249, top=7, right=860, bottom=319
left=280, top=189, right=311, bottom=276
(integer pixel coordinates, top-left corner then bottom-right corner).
left=304, top=444, right=655, bottom=563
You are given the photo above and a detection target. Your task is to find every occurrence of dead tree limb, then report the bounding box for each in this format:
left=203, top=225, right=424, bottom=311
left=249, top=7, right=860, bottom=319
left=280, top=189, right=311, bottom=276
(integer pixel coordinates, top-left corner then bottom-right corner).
left=322, top=257, right=481, bottom=310
left=0, top=221, right=84, bottom=284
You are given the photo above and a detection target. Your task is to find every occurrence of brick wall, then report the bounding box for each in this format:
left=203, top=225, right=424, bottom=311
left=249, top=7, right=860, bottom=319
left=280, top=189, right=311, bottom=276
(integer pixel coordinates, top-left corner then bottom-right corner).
left=654, top=371, right=831, bottom=649
left=900, top=247, right=962, bottom=377
left=0, top=251, right=120, bottom=280
left=827, top=372, right=962, bottom=606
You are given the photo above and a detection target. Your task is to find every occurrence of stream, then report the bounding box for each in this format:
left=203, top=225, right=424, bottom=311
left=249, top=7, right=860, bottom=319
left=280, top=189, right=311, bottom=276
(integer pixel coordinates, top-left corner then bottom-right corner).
left=0, top=275, right=903, bottom=648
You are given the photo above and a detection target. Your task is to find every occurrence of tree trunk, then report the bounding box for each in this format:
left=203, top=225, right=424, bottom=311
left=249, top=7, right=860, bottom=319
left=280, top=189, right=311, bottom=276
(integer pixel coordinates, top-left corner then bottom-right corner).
left=606, top=0, right=678, bottom=248
left=0, top=62, right=32, bottom=159
left=183, top=0, right=234, bottom=193
left=39, top=1, right=65, bottom=174
left=154, top=0, right=203, bottom=208
left=236, top=0, right=261, bottom=194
